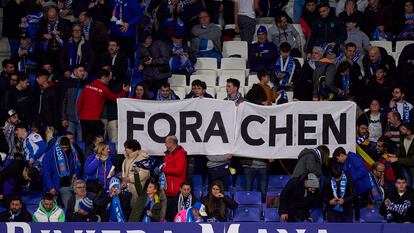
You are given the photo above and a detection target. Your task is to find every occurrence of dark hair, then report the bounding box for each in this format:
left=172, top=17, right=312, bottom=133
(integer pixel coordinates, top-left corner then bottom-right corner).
left=226, top=78, right=240, bottom=90
left=375, top=64, right=387, bottom=73
left=318, top=2, right=330, bottom=10
left=160, top=82, right=171, bottom=89
left=8, top=196, right=22, bottom=204
left=43, top=193, right=55, bottom=201
left=37, top=69, right=49, bottom=78
left=356, top=118, right=368, bottom=127
left=181, top=180, right=192, bottom=188
left=206, top=180, right=226, bottom=220
left=2, top=59, right=13, bottom=68
left=372, top=161, right=384, bottom=172
left=132, top=82, right=150, bottom=99
left=337, top=61, right=351, bottom=73
left=74, top=64, right=86, bottom=70
left=377, top=136, right=394, bottom=153
left=396, top=175, right=407, bottom=182
left=257, top=71, right=270, bottom=81
left=15, top=123, right=27, bottom=130
left=333, top=147, right=346, bottom=158
left=317, top=145, right=330, bottom=165
left=331, top=165, right=343, bottom=179
left=144, top=177, right=159, bottom=192
left=280, top=42, right=291, bottom=53
left=191, top=79, right=207, bottom=90
left=59, top=136, right=70, bottom=146
left=97, top=69, right=111, bottom=79
left=344, top=42, right=357, bottom=49
left=123, top=139, right=141, bottom=151
left=27, top=166, right=40, bottom=181
left=17, top=75, right=28, bottom=83
left=393, top=86, right=405, bottom=95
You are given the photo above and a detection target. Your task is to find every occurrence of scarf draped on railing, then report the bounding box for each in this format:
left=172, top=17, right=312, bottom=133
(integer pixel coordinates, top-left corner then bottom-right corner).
left=331, top=173, right=347, bottom=212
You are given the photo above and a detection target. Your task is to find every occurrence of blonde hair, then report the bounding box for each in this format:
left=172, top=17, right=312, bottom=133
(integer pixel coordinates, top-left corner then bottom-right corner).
left=95, top=142, right=109, bottom=156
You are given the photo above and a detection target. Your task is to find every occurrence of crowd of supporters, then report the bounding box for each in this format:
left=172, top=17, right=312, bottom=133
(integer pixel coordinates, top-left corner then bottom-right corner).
left=0, top=0, right=414, bottom=223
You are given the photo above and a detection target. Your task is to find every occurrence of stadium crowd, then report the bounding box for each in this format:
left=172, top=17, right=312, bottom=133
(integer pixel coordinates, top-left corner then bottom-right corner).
left=0, top=0, right=414, bottom=224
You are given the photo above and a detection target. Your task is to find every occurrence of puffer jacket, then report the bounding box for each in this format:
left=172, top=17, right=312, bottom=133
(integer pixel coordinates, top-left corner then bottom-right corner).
left=32, top=200, right=65, bottom=222
left=139, top=40, right=171, bottom=81
left=122, top=150, right=150, bottom=200
left=292, top=148, right=323, bottom=177
left=163, top=146, right=187, bottom=197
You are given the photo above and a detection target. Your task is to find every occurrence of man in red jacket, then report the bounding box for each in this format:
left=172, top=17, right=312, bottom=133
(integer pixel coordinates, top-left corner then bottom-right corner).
left=77, top=69, right=129, bottom=146
left=163, top=135, right=187, bottom=218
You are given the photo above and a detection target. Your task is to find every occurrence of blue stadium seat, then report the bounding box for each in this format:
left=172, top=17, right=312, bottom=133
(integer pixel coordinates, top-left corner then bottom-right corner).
left=264, top=207, right=280, bottom=222
left=234, top=191, right=261, bottom=206
left=26, top=205, right=38, bottom=214
left=360, top=207, right=386, bottom=223
left=21, top=192, right=43, bottom=205
left=193, top=186, right=203, bottom=199
left=265, top=191, right=282, bottom=207
left=233, top=206, right=261, bottom=222
left=267, top=175, right=290, bottom=191
left=193, top=175, right=203, bottom=188
left=235, top=175, right=258, bottom=191
left=0, top=207, right=6, bottom=213
left=310, top=208, right=324, bottom=223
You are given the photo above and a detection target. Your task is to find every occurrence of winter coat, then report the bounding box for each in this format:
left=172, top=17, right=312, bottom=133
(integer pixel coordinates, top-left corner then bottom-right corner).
left=248, top=41, right=277, bottom=73
left=267, top=24, right=301, bottom=50
left=33, top=200, right=65, bottom=222
left=139, top=40, right=172, bottom=81
left=59, top=39, right=95, bottom=72
left=42, top=146, right=82, bottom=192
left=3, top=86, right=34, bottom=125
left=342, top=152, right=372, bottom=195
left=37, top=17, right=71, bottom=47
left=278, top=175, right=322, bottom=222
left=61, top=77, right=87, bottom=122
left=366, top=79, right=393, bottom=108
left=109, top=0, right=142, bottom=37
left=380, top=187, right=414, bottom=223
left=0, top=208, right=32, bottom=222
left=293, top=63, right=314, bottom=101
left=306, top=16, right=347, bottom=53
left=363, top=4, right=393, bottom=37
left=312, top=61, right=337, bottom=97
left=66, top=192, right=97, bottom=221
left=163, top=146, right=187, bottom=197
left=322, top=175, right=355, bottom=215
left=122, top=150, right=150, bottom=201
left=292, top=148, right=324, bottom=177
left=83, top=154, right=113, bottom=189
left=2, top=0, right=27, bottom=39
left=129, top=173, right=161, bottom=222
left=396, top=136, right=414, bottom=179
left=33, top=84, right=60, bottom=128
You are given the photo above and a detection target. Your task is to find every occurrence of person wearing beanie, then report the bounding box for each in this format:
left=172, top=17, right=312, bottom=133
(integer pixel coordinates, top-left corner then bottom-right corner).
left=279, top=173, right=322, bottom=222
left=268, top=13, right=302, bottom=58
left=248, top=25, right=277, bottom=73
left=168, top=31, right=195, bottom=77
left=67, top=196, right=100, bottom=222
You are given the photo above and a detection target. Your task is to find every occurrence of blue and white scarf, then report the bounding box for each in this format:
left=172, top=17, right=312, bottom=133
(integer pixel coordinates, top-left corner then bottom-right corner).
left=134, top=157, right=158, bottom=171
left=405, top=13, right=414, bottom=31
left=275, top=55, right=295, bottom=86
left=342, top=73, right=350, bottom=94
left=335, top=52, right=361, bottom=64
left=373, top=26, right=391, bottom=41
left=369, top=172, right=383, bottom=206
left=111, top=0, right=126, bottom=25
left=68, top=37, right=85, bottom=71
left=156, top=89, right=177, bottom=100
left=185, top=207, right=199, bottom=222
left=369, top=58, right=381, bottom=76
left=83, top=20, right=92, bottom=40
left=53, top=136, right=80, bottom=177
left=313, top=148, right=322, bottom=162
left=109, top=194, right=126, bottom=222
left=44, top=19, right=64, bottom=50
left=142, top=195, right=159, bottom=222
left=170, top=43, right=194, bottom=73
left=331, top=173, right=347, bottom=212
left=394, top=101, right=411, bottom=123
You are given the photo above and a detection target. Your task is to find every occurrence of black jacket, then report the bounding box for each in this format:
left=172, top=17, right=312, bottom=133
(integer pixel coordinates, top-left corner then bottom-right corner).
left=380, top=188, right=414, bottom=223
left=278, top=175, right=322, bottom=222
left=95, top=192, right=132, bottom=222
left=2, top=0, right=27, bottom=39
left=59, top=39, right=95, bottom=73
left=293, top=63, right=314, bottom=101
left=0, top=208, right=32, bottom=222
left=366, top=79, right=393, bottom=109
left=33, top=84, right=60, bottom=128
left=362, top=49, right=396, bottom=82
left=101, top=52, right=129, bottom=84
left=3, top=87, right=34, bottom=126
left=201, top=195, right=238, bottom=222
left=245, top=84, right=268, bottom=105
left=322, top=175, right=355, bottom=215
left=306, top=15, right=347, bottom=53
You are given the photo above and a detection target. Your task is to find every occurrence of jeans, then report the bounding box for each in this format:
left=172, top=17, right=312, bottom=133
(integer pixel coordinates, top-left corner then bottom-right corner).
left=67, top=120, right=82, bottom=142
left=244, top=167, right=267, bottom=202
left=237, top=15, right=256, bottom=43
left=8, top=38, right=20, bottom=58
left=59, top=186, right=73, bottom=208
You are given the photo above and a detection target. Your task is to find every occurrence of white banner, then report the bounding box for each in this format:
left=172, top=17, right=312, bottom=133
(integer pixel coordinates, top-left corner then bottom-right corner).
left=117, top=99, right=356, bottom=159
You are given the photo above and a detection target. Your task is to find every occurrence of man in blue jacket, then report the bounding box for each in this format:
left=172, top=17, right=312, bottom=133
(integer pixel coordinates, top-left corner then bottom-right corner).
left=15, top=124, right=46, bottom=167
left=110, top=0, right=143, bottom=65
left=334, top=147, right=372, bottom=222
left=42, top=136, right=81, bottom=208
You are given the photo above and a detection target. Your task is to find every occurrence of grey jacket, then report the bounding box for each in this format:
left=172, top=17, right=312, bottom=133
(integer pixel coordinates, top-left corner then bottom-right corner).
left=139, top=40, right=171, bottom=81
left=345, top=28, right=371, bottom=53
left=312, top=61, right=337, bottom=96
left=292, top=148, right=323, bottom=177
left=267, top=24, right=301, bottom=49
left=206, top=155, right=229, bottom=168
left=191, top=23, right=222, bottom=53
left=61, top=77, right=85, bottom=121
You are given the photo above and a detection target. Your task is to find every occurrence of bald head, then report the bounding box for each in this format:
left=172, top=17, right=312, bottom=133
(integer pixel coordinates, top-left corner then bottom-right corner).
left=368, top=47, right=381, bottom=63
left=165, top=135, right=178, bottom=152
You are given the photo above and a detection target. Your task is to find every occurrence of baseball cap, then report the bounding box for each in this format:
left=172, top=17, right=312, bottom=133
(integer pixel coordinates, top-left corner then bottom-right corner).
left=193, top=202, right=207, bottom=217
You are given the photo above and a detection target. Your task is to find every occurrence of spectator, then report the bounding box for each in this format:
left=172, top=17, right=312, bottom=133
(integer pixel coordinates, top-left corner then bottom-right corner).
left=2, top=110, right=20, bottom=157
left=0, top=196, right=32, bottom=222
left=224, top=78, right=244, bottom=105
left=397, top=44, right=414, bottom=103
left=202, top=180, right=238, bottom=222
left=154, top=83, right=180, bottom=101
left=191, top=11, right=222, bottom=60
left=59, top=24, right=95, bottom=78
left=13, top=34, right=38, bottom=74
left=259, top=0, right=288, bottom=18
left=234, top=0, right=260, bottom=43
left=15, top=124, right=46, bottom=166
left=388, top=87, right=413, bottom=124
left=33, top=193, right=65, bottom=222
left=163, top=135, right=187, bottom=205
left=121, top=139, right=150, bottom=204
left=245, top=71, right=278, bottom=105
left=248, top=25, right=277, bottom=73
left=0, top=59, right=16, bottom=92
left=0, top=153, right=24, bottom=199
left=174, top=201, right=207, bottom=222
left=185, top=80, right=214, bottom=99
left=371, top=162, right=394, bottom=200
left=95, top=177, right=131, bottom=222
left=343, top=16, right=371, bottom=54
left=84, top=142, right=115, bottom=190
left=278, top=173, right=321, bottom=222
left=3, top=75, right=33, bottom=127
left=76, top=0, right=112, bottom=24
left=167, top=181, right=198, bottom=221
left=241, top=158, right=271, bottom=202
left=129, top=173, right=161, bottom=222
left=67, top=197, right=100, bottom=222
left=306, top=3, right=347, bottom=55
left=373, top=137, right=397, bottom=186
left=63, top=131, right=85, bottom=175
left=168, top=33, right=195, bottom=76
left=41, top=62, right=60, bottom=85
left=139, top=34, right=171, bottom=94
left=311, top=48, right=337, bottom=101
left=395, top=0, right=414, bottom=40
left=275, top=42, right=301, bottom=92
left=299, top=0, right=318, bottom=38
left=66, top=180, right=98, bottom=221
left=389, top=123, right=414, bottom=187
left=205, top=0, right=224, bottom=24
left=366, top=65, right=393, bottom=108
left=362, top=47, right=396, bottom=83
left=2, top=0, right=27, bottom=57
left=334, top=61, right=358, bottom=100
left=37, top=6, right=71, bottom=67
left=323, top=166, right=355, bottom=222
left=42, top=136, right=82, bottom=207
left=381, top=176, right=414, bottom=223
left=84, top=135, right=104, bottom=160
left=292, top=145, right=330, bottom=178
left=101, top=39, right=129, bottom=84
left=384, top=111, right=403, bottom=148
left=337, top=0, right=365, bottom=30
left=131, top=82, right=151, bottom=100
left=61, top=65, right=87, bottom=141
left=267, top=14, right=302, bottom=57
left=109, top=0, right=143, bottom=64
left=363, top=0, right=393, bottom=40
left=77, top=69, right=128, bottom=147
left=57, top=0, right=76, bottom=22
left=358, top=99, right=387, bottom=143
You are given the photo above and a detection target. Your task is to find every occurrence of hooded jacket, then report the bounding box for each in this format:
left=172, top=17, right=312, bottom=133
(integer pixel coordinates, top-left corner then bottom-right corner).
left=33, top=200, right=65, bottom=222
left=292, top=148, right=324, bottom=177
left=342, top=152, right=372, bottom=195
left=122, top=150, right=150, bottom=200
left=163, top=145, right=187, bottom=197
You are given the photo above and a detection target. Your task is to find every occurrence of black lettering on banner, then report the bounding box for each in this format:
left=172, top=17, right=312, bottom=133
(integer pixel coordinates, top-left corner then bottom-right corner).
left=127, top=111, right=145, bottom=139
left=203, top=111, right=229, bottom=143
left=241, top=115, right=265, bottom=146
left=298, top=114, right=317, bottom=145
left=148, top=113, right=176, bottom=143
left=180, top=111, right=202, bottom=143
left=323, top=113, right=347, bottom=144
left=269, top=115, right=293, bottom=146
